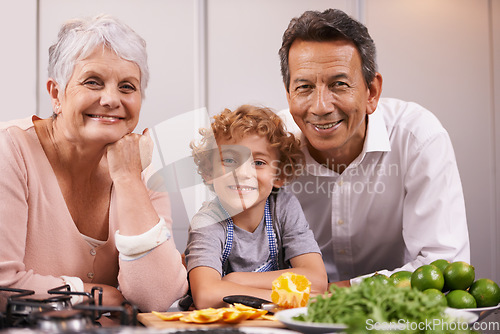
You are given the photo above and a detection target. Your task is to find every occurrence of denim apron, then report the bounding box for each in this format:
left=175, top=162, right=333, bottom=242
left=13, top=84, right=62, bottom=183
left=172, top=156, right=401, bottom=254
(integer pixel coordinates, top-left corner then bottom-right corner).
left=220, top=198, right=279, bottom=276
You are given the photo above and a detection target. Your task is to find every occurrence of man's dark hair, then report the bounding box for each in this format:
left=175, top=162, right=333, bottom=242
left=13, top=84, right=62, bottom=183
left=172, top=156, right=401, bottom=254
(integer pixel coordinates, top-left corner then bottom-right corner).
left=279, top=8, right=377, bottom=92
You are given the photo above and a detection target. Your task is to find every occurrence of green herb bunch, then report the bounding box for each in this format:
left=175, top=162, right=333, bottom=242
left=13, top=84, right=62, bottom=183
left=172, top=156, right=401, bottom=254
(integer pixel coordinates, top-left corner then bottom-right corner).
left=293, top=279, right=477, bottom=333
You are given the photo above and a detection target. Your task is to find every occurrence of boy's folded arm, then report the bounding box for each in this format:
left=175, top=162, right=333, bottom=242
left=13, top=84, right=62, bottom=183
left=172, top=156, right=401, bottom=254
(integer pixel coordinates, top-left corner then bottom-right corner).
left=189, top=266, right=272, bottom=309
left=288, top=253, right=329, bottom=294
left=222, top=253, right=328, bottom=294
left=222, top=270, right=285, bottom=289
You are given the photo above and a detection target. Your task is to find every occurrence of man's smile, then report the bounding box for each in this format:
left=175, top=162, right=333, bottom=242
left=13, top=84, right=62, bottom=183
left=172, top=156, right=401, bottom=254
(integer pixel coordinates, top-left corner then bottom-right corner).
left=312, top=120, right=343, bottom=130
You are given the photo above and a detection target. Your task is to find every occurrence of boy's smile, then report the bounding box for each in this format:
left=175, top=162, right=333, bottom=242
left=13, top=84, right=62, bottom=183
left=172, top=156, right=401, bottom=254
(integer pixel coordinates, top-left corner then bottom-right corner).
left=228, top=185, right=257, bottom=193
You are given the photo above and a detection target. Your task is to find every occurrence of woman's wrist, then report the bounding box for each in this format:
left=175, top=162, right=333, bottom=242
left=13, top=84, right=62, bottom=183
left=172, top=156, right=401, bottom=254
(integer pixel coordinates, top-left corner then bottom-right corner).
left=61, top=275, right=85, bottom=305
left=115, top=218, right=171, bottom=260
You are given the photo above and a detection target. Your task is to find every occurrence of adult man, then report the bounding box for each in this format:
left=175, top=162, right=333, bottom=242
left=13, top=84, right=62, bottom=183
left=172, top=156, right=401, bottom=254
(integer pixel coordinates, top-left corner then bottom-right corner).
left=279, top=8, right=470, bottom=286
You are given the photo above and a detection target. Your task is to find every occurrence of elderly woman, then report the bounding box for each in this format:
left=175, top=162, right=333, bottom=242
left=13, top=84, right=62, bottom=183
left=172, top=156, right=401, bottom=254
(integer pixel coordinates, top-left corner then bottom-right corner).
left=0, top=15, right=188, bottom=312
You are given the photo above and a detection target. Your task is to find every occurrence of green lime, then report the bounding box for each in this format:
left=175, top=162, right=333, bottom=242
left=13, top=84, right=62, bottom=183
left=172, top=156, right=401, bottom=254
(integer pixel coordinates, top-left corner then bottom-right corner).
left=423, top=288, right=448, bottom=307
left=431, top=259, right=451, bottom=292
left=430, top=259, right=450, bottom=274
left=390, top=271, right=412, bottom=288
left=411, top=264, right=445, bottom=291
left=362, top=276, right=375, bottom=286
left=371, top=273, right=391, bottom=285
left=469, top=278, right=500, bottom=307
left=446, top=289, right=477, bottom=309
left=443, top=261, right=475, bottom=290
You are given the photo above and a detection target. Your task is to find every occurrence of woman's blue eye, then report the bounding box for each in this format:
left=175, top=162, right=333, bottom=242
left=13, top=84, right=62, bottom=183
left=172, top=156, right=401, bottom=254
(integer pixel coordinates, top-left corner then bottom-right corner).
left=253, top=161, right=265, bottom=166
left=120, top=83, right=137, bottom=91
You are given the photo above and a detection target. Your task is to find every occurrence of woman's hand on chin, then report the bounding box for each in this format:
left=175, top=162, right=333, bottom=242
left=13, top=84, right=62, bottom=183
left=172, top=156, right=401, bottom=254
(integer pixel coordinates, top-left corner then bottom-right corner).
left=138, top=129, right=153, bottom=170
left=106, top=130, right=151, bottom=182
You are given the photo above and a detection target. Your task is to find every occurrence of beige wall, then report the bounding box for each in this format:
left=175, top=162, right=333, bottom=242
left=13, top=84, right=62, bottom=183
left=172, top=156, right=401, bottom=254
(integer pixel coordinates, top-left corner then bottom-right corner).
left=365, top=0, right=498, bottom=282
left=0, top=0, right=498, bottom=286
left=493, top=0, right=500, bottom=289
left=0, top=0, right=37, bottom=117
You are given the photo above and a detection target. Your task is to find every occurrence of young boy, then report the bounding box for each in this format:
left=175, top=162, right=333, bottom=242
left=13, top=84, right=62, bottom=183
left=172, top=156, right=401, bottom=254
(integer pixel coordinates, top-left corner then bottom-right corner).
left=184, top=105, right=327, bottom=309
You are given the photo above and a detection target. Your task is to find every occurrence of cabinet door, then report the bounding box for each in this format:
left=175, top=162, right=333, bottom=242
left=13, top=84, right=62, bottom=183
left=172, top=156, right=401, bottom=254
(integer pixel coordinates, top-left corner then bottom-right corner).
left=0, top=0, right=37, bottom=121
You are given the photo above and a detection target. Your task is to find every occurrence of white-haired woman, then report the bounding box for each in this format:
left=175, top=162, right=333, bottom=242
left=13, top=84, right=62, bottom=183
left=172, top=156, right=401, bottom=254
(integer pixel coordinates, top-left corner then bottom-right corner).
left=0, top=15, right=188, bottom=312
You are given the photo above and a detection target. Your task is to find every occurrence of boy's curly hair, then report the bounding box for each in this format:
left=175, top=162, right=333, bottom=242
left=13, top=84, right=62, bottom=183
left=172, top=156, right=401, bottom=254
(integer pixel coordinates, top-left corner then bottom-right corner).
left=190, top=105, right=304, bottom=186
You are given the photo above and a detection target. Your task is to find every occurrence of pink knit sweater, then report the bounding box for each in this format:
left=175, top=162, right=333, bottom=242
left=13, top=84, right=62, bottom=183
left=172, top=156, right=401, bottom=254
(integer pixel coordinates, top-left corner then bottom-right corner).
left=0, top=116, right=188, bottom=312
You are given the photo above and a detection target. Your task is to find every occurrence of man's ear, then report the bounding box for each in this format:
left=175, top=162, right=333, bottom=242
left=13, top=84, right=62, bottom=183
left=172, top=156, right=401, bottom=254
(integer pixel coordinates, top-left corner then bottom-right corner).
left=47, top=78, right=61, bottom=114
left=285, top=83, right=291, bottom=105
left=366, top=73, right=383, bottom=115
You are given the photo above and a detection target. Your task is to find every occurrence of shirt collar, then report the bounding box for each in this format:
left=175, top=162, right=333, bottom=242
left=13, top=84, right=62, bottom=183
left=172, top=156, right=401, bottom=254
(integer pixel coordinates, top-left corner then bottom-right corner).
left=364, top=108, right=391, bottom=153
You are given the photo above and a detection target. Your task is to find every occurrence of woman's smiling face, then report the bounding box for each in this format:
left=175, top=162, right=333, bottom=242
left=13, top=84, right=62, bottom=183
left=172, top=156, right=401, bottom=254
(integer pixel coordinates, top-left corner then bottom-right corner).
left=53, top=46, right=142, bottom=146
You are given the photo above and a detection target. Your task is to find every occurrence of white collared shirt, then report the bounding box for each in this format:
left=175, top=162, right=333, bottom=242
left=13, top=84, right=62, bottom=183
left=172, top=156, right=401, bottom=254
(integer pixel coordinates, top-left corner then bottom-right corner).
left=282, top=97, right=470, bottom=283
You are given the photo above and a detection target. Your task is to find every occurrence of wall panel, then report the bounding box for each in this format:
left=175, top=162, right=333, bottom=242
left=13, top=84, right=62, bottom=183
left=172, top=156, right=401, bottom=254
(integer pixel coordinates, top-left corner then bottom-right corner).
left=0, top=0, right=37, bottom=121
left=38, top=0, right=196, bottom=129
left=365, top=0, right=496, bottom=280
left=492, top=0, right=500, bottom=284
left=206, top=0, right=354, bottom=116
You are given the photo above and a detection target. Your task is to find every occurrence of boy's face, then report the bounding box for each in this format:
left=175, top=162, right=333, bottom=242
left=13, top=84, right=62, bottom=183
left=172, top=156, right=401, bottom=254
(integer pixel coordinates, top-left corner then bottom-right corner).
left=208, top=133, right=283, bottom=218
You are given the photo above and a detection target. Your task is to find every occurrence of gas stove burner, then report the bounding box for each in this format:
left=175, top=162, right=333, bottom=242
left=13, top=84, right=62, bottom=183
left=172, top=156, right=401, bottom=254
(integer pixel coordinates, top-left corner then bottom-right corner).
left=9, top=293, right=72, bottom=316
left=2, top=285, right=89, bottom=328
left=72, top=300, right=138, bottom=327
left=33, top=309, right=94, bottom=332
left=0, top=285, right=137, bottom=331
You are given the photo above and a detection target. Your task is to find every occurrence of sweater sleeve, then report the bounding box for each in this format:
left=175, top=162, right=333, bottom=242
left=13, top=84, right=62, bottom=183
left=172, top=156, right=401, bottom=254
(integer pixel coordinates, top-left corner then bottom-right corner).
left=0, top=127, right=67, bottom=294
left=116, top=169, right=188, bottom=312
left=115, top=217, right=171, bottom=260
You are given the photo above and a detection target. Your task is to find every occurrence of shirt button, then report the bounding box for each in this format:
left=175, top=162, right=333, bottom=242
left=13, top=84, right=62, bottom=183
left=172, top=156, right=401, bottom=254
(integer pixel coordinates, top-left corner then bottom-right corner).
left=90, top=249, right=96, bottom=256
left=87, top=272, right=94, bottom=279
left=337, top=249, right=346, bottom=255
left=337, top=219, right=344, bottom=225
left=338, top=180, right=344, bottom=186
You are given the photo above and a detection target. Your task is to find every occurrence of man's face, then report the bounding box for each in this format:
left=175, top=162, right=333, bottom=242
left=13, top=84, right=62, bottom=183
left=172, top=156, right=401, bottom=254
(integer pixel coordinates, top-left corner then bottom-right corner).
left=286, top=39, right=376, bottom=166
